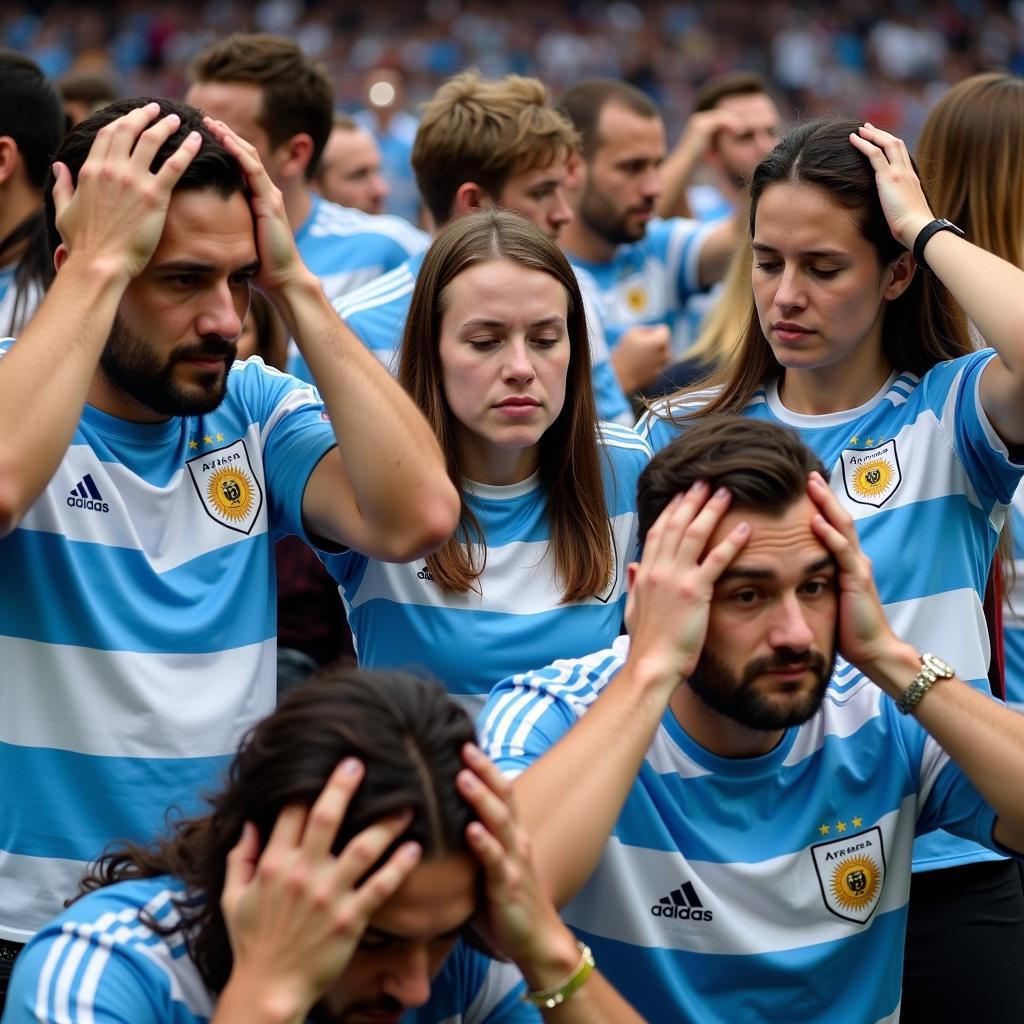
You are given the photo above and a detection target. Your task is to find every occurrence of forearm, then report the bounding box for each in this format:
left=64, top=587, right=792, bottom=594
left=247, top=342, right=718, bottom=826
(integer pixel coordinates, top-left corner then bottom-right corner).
left=543, top=972, right=646, bottom=1023
left=269, top=272, right=458, bottom=555
left=0, top=254, right=127, bottom=534
left=513, top=657, right=675, bottom=906
left=656, top=142, right=701, bottom=219
left=865, top=639, right=1024, bottom=845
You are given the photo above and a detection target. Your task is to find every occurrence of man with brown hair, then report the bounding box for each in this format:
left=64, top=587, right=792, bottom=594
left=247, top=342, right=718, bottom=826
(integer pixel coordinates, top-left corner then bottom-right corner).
left=313, top=114, right=390, bottom=215
left=334, top=70, right=632, bottom=424
left=480, top=417, right=1024, bottom=1022
left=185, top=33, right=428, bottom=383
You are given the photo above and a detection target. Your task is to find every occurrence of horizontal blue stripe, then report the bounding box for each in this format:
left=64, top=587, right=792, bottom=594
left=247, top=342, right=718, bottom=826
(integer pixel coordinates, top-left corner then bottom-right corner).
left=346, top=291, right=411, bottom=353
left=0, top=742, right=231, bottom=861
left=571, top=909, right=905, bottom=1023
left=2, top=529, right=275, bottom=653
left=350, top=599, right=626, bottom=698
left=1005, top=630, right=1024, bottom=706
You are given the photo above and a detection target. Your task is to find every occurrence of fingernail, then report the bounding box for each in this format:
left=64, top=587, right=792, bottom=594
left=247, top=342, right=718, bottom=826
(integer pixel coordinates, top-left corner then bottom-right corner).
left=402, top=842, right=422, bottom=862
left=691, top=480, right=707, bottom=492
left=714, top=486, right=729, bottom=500
left=187, top=131, right=201, bottom=142
left=341, top=758, right=361, bottom=776
left=459, top=770, right=478, bottom=790
left=736, top=521, right=750, bottom=535
left=463, top=743, right=482, bottom=762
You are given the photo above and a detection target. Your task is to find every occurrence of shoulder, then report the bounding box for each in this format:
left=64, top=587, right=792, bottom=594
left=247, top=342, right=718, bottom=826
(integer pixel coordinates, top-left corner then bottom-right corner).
left=635, top=387, right=720, bottom=451
left=311, top=199, right=429, bottom=253
left=333, top=259, right=419, bottom=322
left=226, top=357, right=323, bottom=418
left=417, top=943, right=534, bottom=1023
left=597, top=421, right=652, bottom=463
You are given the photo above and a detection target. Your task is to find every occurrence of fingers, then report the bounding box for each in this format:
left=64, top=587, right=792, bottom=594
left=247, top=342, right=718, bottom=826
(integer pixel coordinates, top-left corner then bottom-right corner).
left=345, top=841, right=422, bottom=923
left=204, top=117, right=275, bottom=200
left=676, top=485, right=735, bottom=566
left=89, top=101, right=160, bottom=163
left=300, top=759, right=364, bottom=857
left=695, top=520, right=751, bottom=582
left=333, top=811, right=416, bottom=900
left=457, top=745, right=516, bottom=851
left=51, top=162, right=73, bottom=216
left=222, top=821, right=261, bottom=910
left=807, top=473, right=860, bottom=571
left=641, top=481, right=707, bottom=563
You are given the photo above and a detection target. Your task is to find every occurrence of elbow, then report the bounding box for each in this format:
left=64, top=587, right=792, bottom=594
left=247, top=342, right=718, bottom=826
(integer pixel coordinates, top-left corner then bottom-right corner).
left=375, top=480, right=460, bottom=563
left=0, top=473, right=25, bottom=538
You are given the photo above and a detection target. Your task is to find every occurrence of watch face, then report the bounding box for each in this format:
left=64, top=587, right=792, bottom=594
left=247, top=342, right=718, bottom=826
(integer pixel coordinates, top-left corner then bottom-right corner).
left=923, top=653, right=955, bottom=677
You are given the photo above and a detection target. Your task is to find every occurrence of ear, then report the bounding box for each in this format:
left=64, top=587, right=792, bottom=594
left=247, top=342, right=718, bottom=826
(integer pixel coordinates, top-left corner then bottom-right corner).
left=451, top=181, right=491, bottom=217
left=0, top=136, right=20, bottom=187
left=53, top=242, right=69, bottom=273
left=275, top=133, right=315, bottom=181
left=883, top=250, right=916, bottom=301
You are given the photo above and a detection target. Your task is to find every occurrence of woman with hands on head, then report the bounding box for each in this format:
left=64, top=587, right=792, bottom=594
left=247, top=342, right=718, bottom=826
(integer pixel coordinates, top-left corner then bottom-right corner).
left=639, top=117, right=1024, bottom=1020
left=3, top=668, right=644, bottom=1024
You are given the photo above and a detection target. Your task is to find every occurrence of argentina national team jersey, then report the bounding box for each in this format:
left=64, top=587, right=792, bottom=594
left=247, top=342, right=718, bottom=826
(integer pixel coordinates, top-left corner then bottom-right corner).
left=286, top=194, right=429, bottom=382
left=478, top=636, right=1006, bottom=1024
left=1003, top=487, right=1024, bottom=711
left=0, top=350, right=337, bottom=940
left=4, top=876, right=537, bottom=1023
left=637, top=349, right=1024, bottom=872
left=568, top=216, right=719, bottom=355
left=320, top=424, right=650, bottom=712
left=333, top=253, right=633, bottom=425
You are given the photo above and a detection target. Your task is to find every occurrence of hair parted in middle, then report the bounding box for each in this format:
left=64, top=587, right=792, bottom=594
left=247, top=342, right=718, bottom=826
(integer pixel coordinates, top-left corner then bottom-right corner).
left=637, top=417, right=827, bottom=544
left=78, top=667, right=477, bottom=995
left=189, top=32, right=334, bottom=179
left=398, top=208, right=613, bottom=603
left=658, top=117, right=971, bottom=424
left=412, top=70, right=580, bottom=227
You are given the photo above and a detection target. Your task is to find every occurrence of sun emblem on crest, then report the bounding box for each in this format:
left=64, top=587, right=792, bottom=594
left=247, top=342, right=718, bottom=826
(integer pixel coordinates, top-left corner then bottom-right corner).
left=207, top=466, right=255, bottom=522
left=626, top=285, right=647, bottom=312
left=850, top=458, right=894, bottom=500
left=830, top=855, right=881, bottom=913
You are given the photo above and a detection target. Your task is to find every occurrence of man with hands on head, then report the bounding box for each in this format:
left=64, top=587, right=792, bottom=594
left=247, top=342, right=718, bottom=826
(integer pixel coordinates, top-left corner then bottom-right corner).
left=479, top=417, right=1024, bottom=1023
left=0, top=97, right=458, bottom=983
left=3, top=669, right=645, bottom=1023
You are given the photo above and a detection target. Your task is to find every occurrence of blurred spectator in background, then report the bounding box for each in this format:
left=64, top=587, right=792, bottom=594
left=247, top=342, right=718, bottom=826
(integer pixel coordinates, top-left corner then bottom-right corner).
left=56, top=69, right=119, bottom=127
left=313, top=113, right=390, bottom=214
left=0, top=50, right=63, bottom=337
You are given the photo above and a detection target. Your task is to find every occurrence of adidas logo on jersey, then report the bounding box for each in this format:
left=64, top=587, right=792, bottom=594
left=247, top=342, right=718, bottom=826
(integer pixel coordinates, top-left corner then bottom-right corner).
left=416, top=565, right=435, bottom=582
left=67, top=474, right=109, bottom=513
left=651, top=881, right=713, bottom=921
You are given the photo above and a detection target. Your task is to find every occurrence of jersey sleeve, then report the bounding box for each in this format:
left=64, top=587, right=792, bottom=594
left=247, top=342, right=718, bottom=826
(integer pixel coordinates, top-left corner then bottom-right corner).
left=235, top=359, right=338, bottom=543
left=576, top=266, right=632, bottom=425
left=933, top=350, right=1024, bottom=510
left=5, top=926, right=167, bottom=1024
left=651, top=217, right=718, bottom=308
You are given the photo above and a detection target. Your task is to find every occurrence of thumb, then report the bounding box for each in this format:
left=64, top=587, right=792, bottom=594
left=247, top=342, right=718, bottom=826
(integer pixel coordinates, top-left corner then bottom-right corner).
left=51, top=162, right=73, bottom=215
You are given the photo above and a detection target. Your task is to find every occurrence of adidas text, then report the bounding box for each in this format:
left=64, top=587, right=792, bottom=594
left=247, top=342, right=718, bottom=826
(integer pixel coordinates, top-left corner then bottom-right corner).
left=67, top=496, right=110, bottom=513
left=650, top=904, right=713, bottom=921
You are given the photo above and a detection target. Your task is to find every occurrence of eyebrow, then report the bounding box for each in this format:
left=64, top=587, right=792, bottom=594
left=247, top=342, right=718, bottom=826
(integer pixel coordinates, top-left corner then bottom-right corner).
left=751, top=242, right=849, bottom=260
left=153, top=259, right=261, bottom=275
left=717, top=555, right=835, bottom=584
left=459, top=316, right=566, bottom=330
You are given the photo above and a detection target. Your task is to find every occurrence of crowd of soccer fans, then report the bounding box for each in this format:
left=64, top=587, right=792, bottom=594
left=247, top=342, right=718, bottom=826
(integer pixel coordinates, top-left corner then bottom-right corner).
left=2, top=9, right=1024, bottom=1023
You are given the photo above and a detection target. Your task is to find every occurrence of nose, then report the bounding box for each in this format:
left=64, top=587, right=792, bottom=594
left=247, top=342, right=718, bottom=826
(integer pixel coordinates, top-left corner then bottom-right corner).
left=641, top=165, right=663, bottom=202
left=373, top=172, right=390, bottom=202
left=381, top=945, right=432, bottom=1009
left=197, top=279, right=246, bottom=341
left=768, top=591, right=815, bottom=653
left=502, top=338, right=536, bottom=384
left=549, top=188, right=573, bottom=231
left=773, top=264, right=806, bottom=313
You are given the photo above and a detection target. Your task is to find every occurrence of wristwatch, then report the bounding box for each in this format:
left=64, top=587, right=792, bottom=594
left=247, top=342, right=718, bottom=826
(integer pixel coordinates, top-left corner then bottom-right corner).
left=912, top=218, right=966, bottom=272
left=895, top=652, right=955, bottom=714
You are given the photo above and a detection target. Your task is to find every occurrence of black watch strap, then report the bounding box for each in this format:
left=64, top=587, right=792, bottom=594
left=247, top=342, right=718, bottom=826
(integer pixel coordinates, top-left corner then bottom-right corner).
left=912, top=218, right=965, bottom=272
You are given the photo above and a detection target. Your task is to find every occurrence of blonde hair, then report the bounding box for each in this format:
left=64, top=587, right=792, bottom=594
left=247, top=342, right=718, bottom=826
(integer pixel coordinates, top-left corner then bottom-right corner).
left=412, top=71, right=580, bottom=226
left=917, top=72, right=1024, bottom=270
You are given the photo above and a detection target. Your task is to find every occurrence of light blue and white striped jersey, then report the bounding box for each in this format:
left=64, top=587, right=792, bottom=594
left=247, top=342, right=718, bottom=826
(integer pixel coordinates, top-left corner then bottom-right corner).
left=320, top=424, right=650, bottom=712
left=3, top=876, right=536, bottom=1023
left=334, top=253, right=633, bottom=425
left=0, top=350, right=337, bottom=941
left=287, top=194, right=429, bottom=382
left=478, top=635, right=1008, bottom=1024
left=0, top=263, right=42, bottom=336
left=637, top=350, right=1024, bottom=872
left=568, top=216, right=718, bottom=357
left=1003, top=486, right=1024, bottom=711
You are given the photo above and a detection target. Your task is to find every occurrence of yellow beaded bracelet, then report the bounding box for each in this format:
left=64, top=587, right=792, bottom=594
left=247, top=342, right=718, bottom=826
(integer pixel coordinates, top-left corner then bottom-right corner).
left=521, top=943, right=596, bottom=1009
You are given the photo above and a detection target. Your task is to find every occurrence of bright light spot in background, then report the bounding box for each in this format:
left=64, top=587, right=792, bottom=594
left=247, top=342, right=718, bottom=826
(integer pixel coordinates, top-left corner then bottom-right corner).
left=369, top=81, right=396, bottom=108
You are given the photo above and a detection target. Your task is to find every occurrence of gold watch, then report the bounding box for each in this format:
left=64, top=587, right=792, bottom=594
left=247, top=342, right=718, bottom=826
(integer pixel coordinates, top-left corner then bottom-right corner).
left=895, top=652, right=955, bottom=714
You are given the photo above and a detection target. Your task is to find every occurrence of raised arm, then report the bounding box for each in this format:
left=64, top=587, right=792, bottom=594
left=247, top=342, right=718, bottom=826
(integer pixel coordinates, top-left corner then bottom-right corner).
left=511, top=483, right=750, bottom=905
left=852, top=123, right=1024, bottom=446
left=808, top=472, right=1024, bottom=852
left=205, top=119, right=459, bottom=562
left=0, top=105, right=201, bottom=535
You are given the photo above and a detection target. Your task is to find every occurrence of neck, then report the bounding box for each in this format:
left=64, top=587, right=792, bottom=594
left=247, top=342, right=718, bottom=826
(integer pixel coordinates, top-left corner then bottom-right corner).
left=282, top=181, right=313, bottom=234
left=560, top=215, right=617, bottom=264
left=86, top=373, right=171, bottom=425
left=669, top=684, right=784, bottom=759
left=0, top=181, right=42, bottom=268
left=776, top=344, right=893, bottom=416
left=459, top=436, right=540, bottom=487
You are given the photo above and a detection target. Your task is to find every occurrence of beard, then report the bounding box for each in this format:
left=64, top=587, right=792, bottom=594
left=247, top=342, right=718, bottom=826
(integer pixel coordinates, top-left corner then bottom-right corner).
left=688, top=645, right=835, bottom=732
left=308, top=995, right=405, bottom=1023
left=577, top=181, right=651, bottom=246
left=99, top=315, right=236, bottom=417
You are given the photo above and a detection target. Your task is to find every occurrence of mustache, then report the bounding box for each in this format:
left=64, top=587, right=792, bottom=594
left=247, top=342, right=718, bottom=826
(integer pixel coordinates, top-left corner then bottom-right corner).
left=170, top=337, right=237, bottom=363
left=741, top=649, right=831, bottom=685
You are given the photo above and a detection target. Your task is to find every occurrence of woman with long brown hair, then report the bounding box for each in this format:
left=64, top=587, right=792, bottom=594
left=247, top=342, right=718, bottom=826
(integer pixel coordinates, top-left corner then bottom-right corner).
left=321, top=209, right=649, bottom=710
left=639, top=116, right=1024, bottom=1020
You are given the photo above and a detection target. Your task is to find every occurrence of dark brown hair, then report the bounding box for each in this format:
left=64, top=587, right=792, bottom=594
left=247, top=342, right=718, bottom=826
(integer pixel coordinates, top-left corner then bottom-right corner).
left=397, top=209, right=612, bottom=602
left=659, top=117, right=971, bottom=423
left=78, top=668, right=477, bottom=995
left=692, top=71, right=774, bottom=114
left=189, top=33, right=334, bottom=179
left=559, top=79, right=660, bottom=159
left=637, top=417, right=826, bottom=543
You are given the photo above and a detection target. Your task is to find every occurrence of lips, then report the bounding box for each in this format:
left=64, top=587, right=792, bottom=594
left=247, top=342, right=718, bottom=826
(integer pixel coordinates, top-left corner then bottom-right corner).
left=496, top=397, right=540, bottom=408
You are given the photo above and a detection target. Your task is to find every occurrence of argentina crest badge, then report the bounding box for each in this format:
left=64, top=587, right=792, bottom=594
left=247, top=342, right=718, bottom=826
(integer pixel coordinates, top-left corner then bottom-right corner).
left=187, top=439, right=264, bottom=535
left=840, top=439, right=901, bottom=508
left=811, top=826, right=886, bottom=924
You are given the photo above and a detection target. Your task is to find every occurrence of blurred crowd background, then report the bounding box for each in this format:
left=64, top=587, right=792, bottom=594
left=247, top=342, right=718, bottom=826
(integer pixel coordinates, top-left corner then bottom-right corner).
left=6, top=0, right=1024, bottom=148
